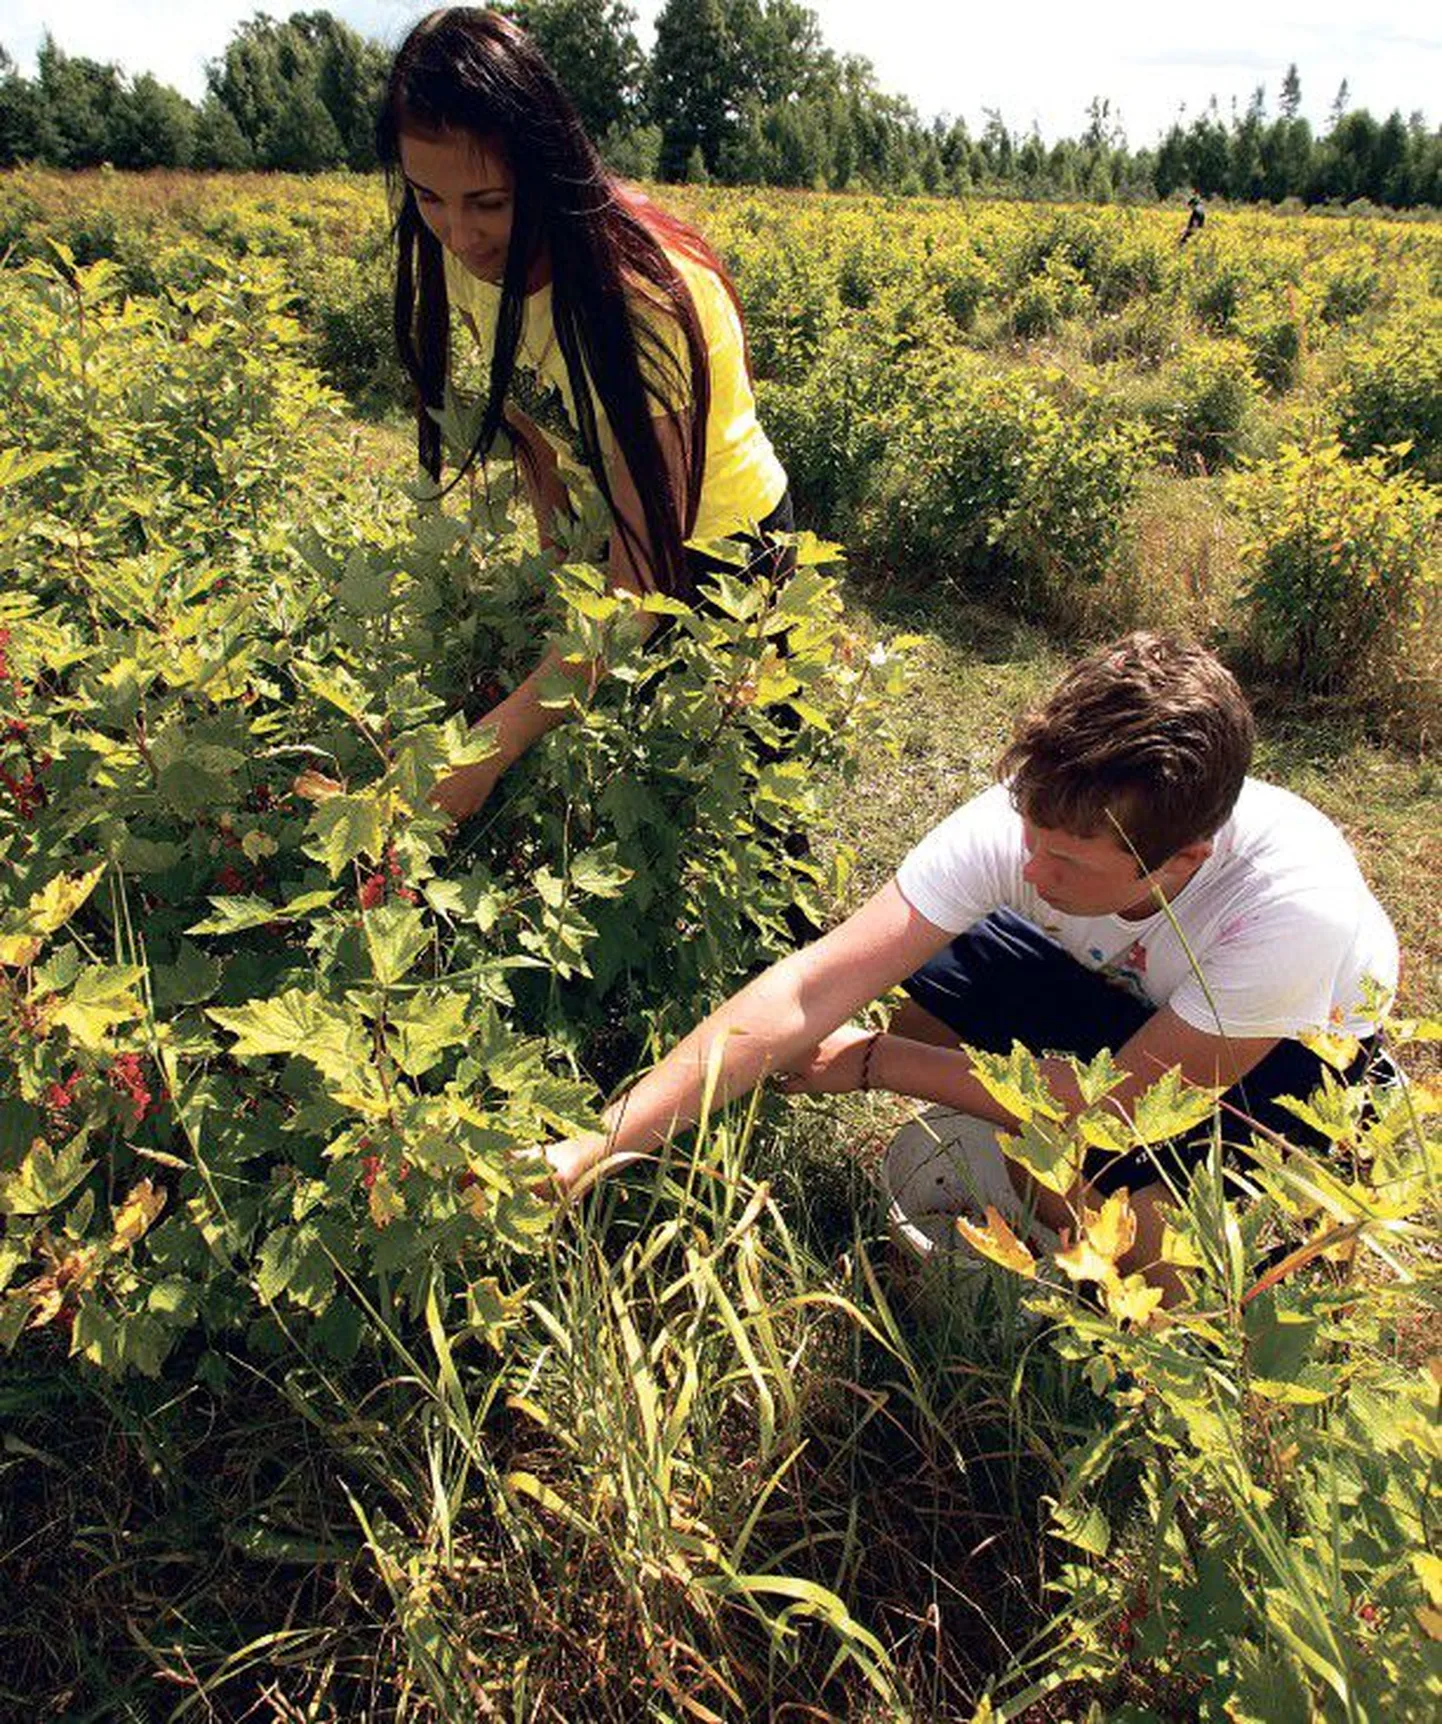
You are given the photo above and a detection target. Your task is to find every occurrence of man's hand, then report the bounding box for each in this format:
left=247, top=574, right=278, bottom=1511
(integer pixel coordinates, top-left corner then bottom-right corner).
left=776, top=1025, right=878, bottom=1095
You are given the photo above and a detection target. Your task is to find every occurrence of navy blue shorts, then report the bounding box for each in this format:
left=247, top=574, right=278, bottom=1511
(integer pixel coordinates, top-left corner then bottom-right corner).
left=902, top=910, right=1381, bottom=1197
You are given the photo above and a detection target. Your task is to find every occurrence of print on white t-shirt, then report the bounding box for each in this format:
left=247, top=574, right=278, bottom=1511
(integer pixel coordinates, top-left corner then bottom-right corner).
left=896, top=780, right=1398, bottom=1039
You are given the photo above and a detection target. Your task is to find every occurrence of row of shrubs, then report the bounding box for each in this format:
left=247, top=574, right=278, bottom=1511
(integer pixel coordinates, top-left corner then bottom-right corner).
left=3, top=173, right=1436, bottom=477
left=1, top=170, right=1436, bottom=702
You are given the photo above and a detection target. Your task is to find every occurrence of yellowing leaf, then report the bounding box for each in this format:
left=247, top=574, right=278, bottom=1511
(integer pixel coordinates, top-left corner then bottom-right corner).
left=954, top=1205, right=1037, bottom=1277
left=503, top=1470, right=602, bottom=1538
left=1299, top=1028, right=1363, bottom=1072
left=293, top=769, right=342, bottom=802
left=1161, top=1221, right=1205, bottom=1268
left=467, top=1275, right=528, bottom=1350
left=51, top=965, right=147, bottom=1050
left=1416, top=1606, right=1442, bottom=1642
left=305, top=791, right=386, bottom=876
left=1055, top=1236, right=1116, bottom=1284
left=0, top=866, right=106, bottom=966
left=367, top=1173, right=406, bottom=1229
left=112, top=1179, right=165, bottom=1249
left=968, top=1042, right=1067, bottom=1126
left=1055, top=1190, right=1137, bottom=1283
left=1084, top=1190, right=1137, bottom=1263
left=1127, top=1066, right=1222, bottom=1144
left=1413, top=1551, right=1442, bottom=1609
left=1103, top=1273, right=1165, bottom=1328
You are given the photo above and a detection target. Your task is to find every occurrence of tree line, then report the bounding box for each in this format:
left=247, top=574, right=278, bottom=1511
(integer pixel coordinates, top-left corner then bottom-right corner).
left=1, top=2, right=1438, bottom=207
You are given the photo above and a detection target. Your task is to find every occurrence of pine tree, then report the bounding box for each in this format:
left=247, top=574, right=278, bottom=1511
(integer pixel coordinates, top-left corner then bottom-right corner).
left=1280, top=63, right=1302, bottom=121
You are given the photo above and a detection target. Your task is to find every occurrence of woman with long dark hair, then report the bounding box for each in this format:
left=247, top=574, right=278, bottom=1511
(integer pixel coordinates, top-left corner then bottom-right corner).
left=378, top=7, right=791, bottom=821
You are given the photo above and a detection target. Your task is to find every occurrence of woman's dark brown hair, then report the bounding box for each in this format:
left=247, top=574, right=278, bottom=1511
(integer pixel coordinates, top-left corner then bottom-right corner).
left=378, top=7, right=740, bottom=601
left=997, top=632, right=1255, bottom=870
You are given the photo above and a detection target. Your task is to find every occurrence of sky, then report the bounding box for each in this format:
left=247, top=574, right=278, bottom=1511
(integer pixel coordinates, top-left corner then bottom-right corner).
left=2, top=0, right=1437, bottom=146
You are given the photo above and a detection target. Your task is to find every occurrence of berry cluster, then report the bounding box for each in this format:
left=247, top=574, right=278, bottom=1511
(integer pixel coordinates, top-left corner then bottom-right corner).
left=358, top=846, right=418, bottom=910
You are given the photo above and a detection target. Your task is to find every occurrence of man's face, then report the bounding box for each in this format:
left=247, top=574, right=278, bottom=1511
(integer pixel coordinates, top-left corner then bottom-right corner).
left=1021, top=819, right=1175, bottom=919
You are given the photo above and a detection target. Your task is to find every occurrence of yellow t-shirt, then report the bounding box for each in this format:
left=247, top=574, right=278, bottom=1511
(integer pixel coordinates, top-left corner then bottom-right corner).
left=444, top=247, right=787, bottom=543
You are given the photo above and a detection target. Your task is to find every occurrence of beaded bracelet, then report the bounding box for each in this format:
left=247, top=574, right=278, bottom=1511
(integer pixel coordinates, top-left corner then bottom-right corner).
left=859, top=1031, right=882, bottom=1092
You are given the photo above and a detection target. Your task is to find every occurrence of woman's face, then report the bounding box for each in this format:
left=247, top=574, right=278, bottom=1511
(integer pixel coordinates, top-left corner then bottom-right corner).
left=399, top=128, right=515, bottom=282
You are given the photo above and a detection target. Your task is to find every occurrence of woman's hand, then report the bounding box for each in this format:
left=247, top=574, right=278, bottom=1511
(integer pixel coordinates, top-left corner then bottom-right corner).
left=776, top=1025, right=880, bottom=1096
left=541, top=1132, right=648, bottom=1196
left=429, top=752, right=504, bottom=824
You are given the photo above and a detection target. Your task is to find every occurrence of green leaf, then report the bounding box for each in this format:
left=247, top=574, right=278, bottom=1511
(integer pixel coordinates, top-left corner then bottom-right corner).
left=998, top=1115, right=1084, bottom=1198
left=73, top=1302, right=170, bottom=1377
left=1070, top=1047, right=1128, bottom=1108
left=117, top=833, right=186, bottom=874
left=1244, top=1294, right=1318, bottom=1383
left=1048, top=1499, right=1110, bottom=1556
left=0, top=1236, right=29, bottom=1294
left=599, top=775, right=662, bottom=837
left=385, top=989, right=470, bottom=1077
left=362, top=903, right=429, bottom=986
left=567, top=845, right=633, bottom=899
left=157, top=757, right=236, bottom=817
left=256, top=1222, right=335, bottom=1314
left=1128, top=1067, right=1222, bottom=1145
left=0, top=1137, right=96, bottom=1216
left=208, top=990, right=360, bottom=1081
left=336, top=555, right=394, bottom=617
left=32, top=945, right=84, bottom=998
left=1225, top=1636, right=1314, bottom=1724
left=153, top=941, right=223, bottom=1009
left=184, top=887, right=339, bottom=936
left=187, top=896, right=281, bottom=937
left=0, top=1099, right=43, bottom=1160
left=291, top=659, right=377, bottom=728
left=695, top=567, right=760, bottom=618
left=305, top=791, right=386, bottom=876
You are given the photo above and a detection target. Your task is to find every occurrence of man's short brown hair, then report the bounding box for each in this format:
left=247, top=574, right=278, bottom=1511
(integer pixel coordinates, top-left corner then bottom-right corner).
left=997, top=633, right=1255, bottom=871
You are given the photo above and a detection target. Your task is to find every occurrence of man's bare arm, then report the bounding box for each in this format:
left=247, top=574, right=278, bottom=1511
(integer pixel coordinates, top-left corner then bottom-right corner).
left=544, top=881, right=954, bottom=1186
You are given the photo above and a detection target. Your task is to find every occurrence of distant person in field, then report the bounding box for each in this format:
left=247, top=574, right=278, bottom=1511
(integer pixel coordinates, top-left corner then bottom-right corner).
left=378, top=8, right=791, bottom=823
left=540, top=634, right=1399, bottom=1292
left=1179, top=193, right=1206, bottom=244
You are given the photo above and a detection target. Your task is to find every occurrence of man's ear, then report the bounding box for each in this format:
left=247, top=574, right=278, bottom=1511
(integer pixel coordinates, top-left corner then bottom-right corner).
left=1158, top=837, right=1213, bottom=881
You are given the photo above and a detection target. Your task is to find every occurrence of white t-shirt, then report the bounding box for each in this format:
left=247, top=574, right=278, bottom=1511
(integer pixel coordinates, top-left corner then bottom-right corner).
left=895, top=780, right=1398, bottom=1038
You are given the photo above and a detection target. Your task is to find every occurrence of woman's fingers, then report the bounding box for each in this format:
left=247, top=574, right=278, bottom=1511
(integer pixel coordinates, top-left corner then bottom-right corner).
left=429, top=760, right=499, bottom=823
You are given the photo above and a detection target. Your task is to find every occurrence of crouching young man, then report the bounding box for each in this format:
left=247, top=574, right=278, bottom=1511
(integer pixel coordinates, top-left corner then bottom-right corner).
left=544, top=633, right=1399, bottom=1290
